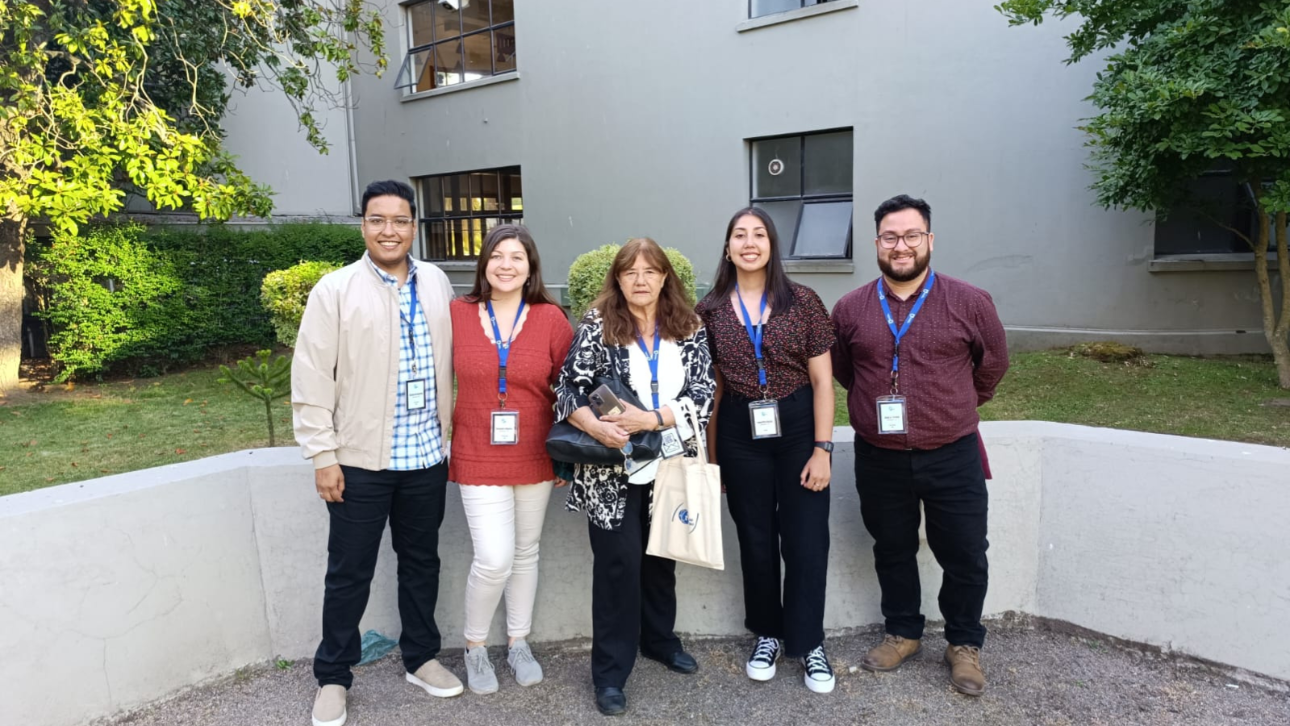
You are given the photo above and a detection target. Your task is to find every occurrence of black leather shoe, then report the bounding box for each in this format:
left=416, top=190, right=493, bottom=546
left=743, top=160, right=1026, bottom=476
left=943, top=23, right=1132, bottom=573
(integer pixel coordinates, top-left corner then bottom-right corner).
left=641, top=649, right=699, bottom=674
left=594, top=687, right=627, bottom=716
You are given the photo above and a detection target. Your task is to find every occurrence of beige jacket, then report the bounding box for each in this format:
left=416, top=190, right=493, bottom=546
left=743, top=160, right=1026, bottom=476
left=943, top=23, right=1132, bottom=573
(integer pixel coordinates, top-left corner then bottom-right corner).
left=292, top=254, right=455, bottom=471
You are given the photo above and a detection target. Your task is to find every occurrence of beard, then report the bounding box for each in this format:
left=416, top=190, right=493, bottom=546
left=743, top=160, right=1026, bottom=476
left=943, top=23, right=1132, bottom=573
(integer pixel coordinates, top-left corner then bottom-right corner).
left=878, top=248, right=931, bottom=282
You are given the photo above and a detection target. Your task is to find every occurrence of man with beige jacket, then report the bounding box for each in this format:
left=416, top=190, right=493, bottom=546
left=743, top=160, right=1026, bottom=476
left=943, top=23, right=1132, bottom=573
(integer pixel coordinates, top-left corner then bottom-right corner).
left=293, top=180, right=461, bottom=726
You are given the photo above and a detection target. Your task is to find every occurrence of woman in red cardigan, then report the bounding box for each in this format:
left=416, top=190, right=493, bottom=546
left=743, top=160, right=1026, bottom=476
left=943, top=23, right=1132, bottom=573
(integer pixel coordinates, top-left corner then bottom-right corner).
left=449, top=224, right=573, bottom=695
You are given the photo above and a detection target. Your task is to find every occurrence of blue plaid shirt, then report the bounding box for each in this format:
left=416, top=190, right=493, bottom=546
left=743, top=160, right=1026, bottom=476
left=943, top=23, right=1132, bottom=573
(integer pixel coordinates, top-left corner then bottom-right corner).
left=369, top=257, right=446, bottom=471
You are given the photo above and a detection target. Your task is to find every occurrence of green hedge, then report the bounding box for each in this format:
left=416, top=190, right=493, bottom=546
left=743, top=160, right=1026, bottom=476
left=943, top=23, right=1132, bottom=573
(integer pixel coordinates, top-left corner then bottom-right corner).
left=567, top=244, right=697, bottom=320
left=28, top=222, right=361, bottom=380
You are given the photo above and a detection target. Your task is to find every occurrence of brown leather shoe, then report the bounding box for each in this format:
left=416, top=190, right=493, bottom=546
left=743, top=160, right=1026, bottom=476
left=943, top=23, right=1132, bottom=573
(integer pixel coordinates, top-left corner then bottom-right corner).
left=944, top=644, right=986, bottom=696
left=860, top=634, right=922, bottom=672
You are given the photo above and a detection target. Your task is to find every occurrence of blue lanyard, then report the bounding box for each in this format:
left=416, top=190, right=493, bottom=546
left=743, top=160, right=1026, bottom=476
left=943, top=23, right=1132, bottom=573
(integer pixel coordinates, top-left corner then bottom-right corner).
left=634, top=322, right=661, bottom=409
left=735, top=283, right=769, bottom=390
left=399, top=276, right=420, bottom=375
left=486, top=299, right=526, bottom=406
left=877, top=270, right=936, bottom=380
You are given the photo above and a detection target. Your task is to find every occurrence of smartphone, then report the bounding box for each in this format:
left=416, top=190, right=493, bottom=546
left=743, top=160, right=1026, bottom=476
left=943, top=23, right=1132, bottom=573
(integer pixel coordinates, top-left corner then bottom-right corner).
left=589, top=384, right=626, bottom=417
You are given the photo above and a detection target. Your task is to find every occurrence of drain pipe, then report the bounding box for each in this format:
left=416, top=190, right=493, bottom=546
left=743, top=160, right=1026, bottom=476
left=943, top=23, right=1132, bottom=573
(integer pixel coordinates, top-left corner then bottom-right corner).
left=342, top=65, right=361, bottom=216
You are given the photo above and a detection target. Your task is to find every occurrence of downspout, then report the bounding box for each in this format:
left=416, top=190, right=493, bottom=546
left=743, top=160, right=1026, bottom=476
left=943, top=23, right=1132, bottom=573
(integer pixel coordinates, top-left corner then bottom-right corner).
left=342, top=70, right=361, bottom=216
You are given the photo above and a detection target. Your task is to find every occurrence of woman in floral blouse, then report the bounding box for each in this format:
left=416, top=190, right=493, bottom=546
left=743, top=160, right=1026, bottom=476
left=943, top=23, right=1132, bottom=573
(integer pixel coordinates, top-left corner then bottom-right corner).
left=553, top=237, right=715, bottom=716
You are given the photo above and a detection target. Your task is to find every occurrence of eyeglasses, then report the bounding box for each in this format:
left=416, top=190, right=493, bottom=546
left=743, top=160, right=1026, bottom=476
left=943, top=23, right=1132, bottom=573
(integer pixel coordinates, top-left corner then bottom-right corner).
left=364, top=216, right=414, bottom=231
left=621, top=441, right=636, bottom=472
left=878, top=231, right=929, bottom=248
left=619, top=269, right=662, bottom=282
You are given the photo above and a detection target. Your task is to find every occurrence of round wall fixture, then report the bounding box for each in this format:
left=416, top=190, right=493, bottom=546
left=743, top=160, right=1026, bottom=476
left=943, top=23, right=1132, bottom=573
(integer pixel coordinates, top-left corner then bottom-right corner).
left=768, top=159, right=784, bottom=176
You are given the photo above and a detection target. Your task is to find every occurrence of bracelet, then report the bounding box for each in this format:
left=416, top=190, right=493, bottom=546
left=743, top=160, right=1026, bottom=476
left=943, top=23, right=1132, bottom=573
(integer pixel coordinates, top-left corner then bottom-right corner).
left=653, top=410, right=665, bottom=429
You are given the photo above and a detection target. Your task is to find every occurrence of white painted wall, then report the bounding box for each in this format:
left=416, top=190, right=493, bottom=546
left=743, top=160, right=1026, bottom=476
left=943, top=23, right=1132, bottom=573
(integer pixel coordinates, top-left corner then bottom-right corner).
left=1, top=423, right=1287, bottom=726
left=219, top=68, right=357, bottom=218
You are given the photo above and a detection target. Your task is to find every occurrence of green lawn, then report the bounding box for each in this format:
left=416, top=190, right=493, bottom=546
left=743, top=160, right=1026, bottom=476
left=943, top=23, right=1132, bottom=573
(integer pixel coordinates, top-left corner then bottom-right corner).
left=0, top=365, right=289, bottom=497
left=2, top=350, right=1288, bottom=497
left=834, top=350, right=1290, bottom=447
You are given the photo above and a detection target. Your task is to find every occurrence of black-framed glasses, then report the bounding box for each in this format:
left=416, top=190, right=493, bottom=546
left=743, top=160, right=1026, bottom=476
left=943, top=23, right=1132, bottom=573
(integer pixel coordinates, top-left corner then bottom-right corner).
left=878, top=231, right=929, bottom=249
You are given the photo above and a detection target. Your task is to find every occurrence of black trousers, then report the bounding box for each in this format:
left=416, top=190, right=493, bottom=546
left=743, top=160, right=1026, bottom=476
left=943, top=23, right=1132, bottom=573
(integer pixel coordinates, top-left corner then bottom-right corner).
left=717, top=385, right=830, bottom=657
left=587, top=482, right=682, bottom=689
left=854, top=432, right=989, bottom=648
left=314, top=463, right=448, bottom=688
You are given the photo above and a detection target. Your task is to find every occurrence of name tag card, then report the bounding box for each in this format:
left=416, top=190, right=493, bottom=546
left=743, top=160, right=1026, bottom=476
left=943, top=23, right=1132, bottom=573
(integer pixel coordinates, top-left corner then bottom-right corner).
left=749, top=399, right=782, bottom=439
left=406, top=379, right=427, bottom=411
left=491, top=410, right=520, bottom=445
left=876, top=395, right=907, bottom=435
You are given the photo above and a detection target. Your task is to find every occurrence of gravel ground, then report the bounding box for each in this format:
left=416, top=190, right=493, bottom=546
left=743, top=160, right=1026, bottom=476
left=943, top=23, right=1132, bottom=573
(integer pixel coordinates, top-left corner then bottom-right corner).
left=103, top=626, right=1288, bottom=726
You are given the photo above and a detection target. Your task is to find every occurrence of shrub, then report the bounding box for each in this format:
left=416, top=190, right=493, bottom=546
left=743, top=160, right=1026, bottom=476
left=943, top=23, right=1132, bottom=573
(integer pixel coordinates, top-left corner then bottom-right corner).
left=28, top=224, right=201, bottom=381
left=567, top=243, right=697, bottom=320
left=262, top=261, right=341, bottom=347
left=28, top=222, right=361, bottom=380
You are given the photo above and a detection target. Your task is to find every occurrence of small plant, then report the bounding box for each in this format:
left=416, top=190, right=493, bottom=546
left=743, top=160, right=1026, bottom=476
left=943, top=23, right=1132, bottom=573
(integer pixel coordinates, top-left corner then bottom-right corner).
left=218, top=350, right=292, bottom=446
left=275, top=658, right=293, bottom=671
left=567, top=243, right=698, bottom=320
left=261, top=260, right=341, bottom=347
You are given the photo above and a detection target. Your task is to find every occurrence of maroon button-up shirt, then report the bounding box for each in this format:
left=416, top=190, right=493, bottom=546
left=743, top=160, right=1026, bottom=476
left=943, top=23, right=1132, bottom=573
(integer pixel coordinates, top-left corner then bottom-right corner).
left=831, top=272, right=1008, bottom=451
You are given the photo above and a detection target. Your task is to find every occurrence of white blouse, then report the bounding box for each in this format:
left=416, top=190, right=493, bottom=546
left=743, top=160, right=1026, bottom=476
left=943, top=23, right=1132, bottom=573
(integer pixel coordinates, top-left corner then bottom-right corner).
left=625, top=338, right=692, bottom=484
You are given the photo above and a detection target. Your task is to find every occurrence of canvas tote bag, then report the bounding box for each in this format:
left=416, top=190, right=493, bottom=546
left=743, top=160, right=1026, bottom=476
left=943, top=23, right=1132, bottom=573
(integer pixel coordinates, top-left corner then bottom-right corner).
left=646, top=402, right=724, bottom=570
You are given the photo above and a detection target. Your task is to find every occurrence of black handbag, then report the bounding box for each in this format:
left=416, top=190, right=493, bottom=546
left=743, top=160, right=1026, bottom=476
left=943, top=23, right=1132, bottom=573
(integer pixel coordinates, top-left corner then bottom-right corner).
left=546, top=368, right=664, bottom=466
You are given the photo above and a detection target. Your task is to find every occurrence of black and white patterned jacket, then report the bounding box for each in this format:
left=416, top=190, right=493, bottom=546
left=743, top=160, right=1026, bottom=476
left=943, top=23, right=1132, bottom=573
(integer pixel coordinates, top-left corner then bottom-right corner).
left=554, top=308, right=715, bottom=531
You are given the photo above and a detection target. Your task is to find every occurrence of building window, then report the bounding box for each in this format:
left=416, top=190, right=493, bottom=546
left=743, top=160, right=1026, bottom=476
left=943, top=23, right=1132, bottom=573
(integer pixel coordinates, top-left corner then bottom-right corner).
left=749, top=129, right=853, bottom=259
left=417, top=166, right=523, bottom=260
left=395, top=0, right=516, bottom=93
left=749, top=0, right=838, bottom=19
left=1154, top=170, right=1275, bottom=256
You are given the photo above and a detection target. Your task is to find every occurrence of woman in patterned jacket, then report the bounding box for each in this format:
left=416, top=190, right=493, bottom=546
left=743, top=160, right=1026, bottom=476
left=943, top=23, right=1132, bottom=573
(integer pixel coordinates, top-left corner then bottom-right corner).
left=553, top=237, right=715, bottom=716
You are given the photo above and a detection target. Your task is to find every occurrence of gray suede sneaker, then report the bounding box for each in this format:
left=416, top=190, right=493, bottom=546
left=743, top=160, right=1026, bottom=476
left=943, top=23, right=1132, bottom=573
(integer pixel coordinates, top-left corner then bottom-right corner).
left=507, top=639, right=544, bottom=687
left=465, top=646, right=499, bottom=695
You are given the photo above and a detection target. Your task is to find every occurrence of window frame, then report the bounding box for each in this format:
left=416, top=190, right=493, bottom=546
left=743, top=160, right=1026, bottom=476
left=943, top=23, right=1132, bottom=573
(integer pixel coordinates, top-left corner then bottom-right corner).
left=415, top=165, right=523, bottom=261
left=395, top=0, right=517, bottom=94
left=748, top=128, right=854, bottom=260
left=748, top=0, right=837, bottom=20
left=1152, top=168, right=1276, bottom=258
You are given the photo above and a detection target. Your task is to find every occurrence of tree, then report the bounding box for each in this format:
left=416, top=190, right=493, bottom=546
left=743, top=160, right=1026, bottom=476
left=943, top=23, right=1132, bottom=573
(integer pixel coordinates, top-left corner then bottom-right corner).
left=0, top=0, right=386, bottom=390
left=997, top=0, right=1290, bottom=387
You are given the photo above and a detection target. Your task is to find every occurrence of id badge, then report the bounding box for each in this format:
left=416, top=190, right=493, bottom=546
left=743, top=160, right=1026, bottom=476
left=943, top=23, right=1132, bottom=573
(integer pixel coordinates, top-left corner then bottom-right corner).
left=876, top=395, right=907, bottom=435
left=490, top=410, right=519, bottom=445
left=660, top=427, right=685, bottom=458
left=748, top=399, right=782, bottom=439
left=406, top=379, right=427, bottom=411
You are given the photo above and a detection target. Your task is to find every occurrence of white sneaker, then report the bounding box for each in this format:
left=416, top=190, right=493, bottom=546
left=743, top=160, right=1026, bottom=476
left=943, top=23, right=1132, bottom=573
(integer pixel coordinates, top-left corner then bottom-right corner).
left=311, top=684, right=347, bottom=726
left=801, top=644, right=835, bottom=694
left=746, top=636, right=780, bottom=681
left=405, top=659, right=465, bottom=698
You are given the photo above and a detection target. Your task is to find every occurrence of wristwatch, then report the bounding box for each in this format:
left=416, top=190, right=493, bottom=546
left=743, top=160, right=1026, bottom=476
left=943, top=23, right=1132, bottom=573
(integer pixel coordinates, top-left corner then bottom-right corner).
left=814, top=441, right=834, bottom=454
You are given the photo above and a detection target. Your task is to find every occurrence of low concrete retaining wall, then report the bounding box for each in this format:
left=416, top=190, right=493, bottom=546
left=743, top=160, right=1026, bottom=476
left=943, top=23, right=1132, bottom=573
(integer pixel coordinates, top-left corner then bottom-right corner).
left=1, top=422, right=1286, bottom=725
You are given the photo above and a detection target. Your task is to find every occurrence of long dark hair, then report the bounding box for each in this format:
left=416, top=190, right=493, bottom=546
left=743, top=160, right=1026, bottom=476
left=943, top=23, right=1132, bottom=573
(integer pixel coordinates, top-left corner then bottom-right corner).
left=591, top=238, right=701, bottom=346
left=462, top=224, right=560, bottom=306
left=699, top=207, right=795, bottom=316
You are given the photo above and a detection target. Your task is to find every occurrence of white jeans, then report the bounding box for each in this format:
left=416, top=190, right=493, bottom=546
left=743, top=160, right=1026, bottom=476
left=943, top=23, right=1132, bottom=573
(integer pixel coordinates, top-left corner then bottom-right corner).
left=459, top=480, right=555, bottom=643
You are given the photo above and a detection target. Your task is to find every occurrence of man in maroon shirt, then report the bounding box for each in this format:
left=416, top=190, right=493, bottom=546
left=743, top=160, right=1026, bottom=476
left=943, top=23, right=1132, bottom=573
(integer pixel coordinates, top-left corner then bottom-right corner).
left=831, top=194, right=1008, bottom=697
